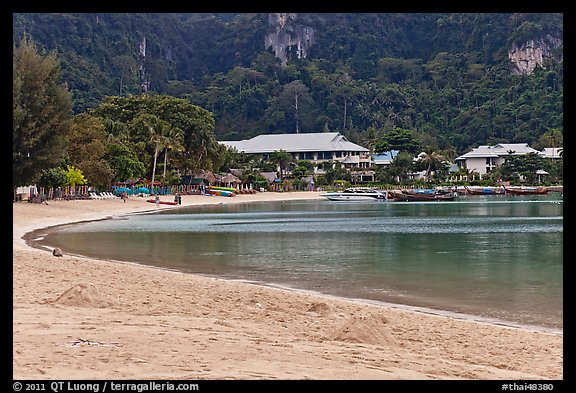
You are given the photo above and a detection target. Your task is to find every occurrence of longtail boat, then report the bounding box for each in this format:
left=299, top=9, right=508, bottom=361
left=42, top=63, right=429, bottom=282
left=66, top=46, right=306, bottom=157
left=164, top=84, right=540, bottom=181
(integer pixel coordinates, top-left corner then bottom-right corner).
left=504, top=186, right=549, bottom=195
left=388, top=190, right=456, bottom=202
left=464, top=186, right=505, bottom=195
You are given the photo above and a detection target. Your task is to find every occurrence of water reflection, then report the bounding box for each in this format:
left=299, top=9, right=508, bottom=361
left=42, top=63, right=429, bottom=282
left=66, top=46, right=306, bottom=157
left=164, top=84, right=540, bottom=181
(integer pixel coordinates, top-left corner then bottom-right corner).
left=36, top=196, right=563, bottom=329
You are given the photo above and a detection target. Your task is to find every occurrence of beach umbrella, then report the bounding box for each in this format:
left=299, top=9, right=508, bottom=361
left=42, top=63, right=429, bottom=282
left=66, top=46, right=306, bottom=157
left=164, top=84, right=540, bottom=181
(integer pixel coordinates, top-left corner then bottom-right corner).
left=113, top=187, right=132, bottom=196
left=134, top=187, right=150, bottom=193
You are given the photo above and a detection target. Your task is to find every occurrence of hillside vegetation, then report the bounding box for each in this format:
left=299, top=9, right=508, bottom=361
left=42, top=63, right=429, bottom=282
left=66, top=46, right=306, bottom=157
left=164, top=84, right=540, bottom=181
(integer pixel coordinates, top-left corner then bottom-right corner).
left=13, top=13, right=563, bottom=154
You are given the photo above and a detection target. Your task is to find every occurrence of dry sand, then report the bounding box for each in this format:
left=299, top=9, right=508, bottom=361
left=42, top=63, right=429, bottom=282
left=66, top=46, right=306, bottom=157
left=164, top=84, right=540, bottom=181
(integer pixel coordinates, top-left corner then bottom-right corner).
left=13, top=192, right=563, bottom=380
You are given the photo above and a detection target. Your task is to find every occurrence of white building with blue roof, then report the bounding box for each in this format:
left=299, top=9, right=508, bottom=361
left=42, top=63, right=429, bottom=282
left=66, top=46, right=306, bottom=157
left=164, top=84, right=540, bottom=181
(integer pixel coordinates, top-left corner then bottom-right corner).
left=372, top=150, right=400, bottom=167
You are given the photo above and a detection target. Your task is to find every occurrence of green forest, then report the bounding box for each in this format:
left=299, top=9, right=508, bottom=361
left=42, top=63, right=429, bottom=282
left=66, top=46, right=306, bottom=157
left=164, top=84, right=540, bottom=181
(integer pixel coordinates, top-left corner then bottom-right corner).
left=13, top=13, right=563, bottom=151
left=13, top=13, right=563, bottom=194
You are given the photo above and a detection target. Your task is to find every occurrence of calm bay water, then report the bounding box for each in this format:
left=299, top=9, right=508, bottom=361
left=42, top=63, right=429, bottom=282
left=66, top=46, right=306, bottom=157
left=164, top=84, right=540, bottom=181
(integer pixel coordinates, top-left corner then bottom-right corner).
left=34, top=195, right=563, bottom=331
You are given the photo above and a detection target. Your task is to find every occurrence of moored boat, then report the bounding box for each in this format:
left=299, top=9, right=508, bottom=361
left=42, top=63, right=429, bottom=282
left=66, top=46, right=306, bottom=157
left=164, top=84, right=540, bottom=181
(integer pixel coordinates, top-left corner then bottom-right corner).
left=320, top=187, right=387, bottom=201
left=504, top=186, right=549, bottom=195
left=388, top=189, right=456, bottom=202
left=464, top=186, right=505, bottom=195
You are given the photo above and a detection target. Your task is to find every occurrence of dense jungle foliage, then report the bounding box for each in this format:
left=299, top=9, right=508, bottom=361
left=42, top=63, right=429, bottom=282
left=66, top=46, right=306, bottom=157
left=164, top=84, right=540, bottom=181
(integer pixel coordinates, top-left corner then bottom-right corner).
left=13, top=13, right=563, bottom=156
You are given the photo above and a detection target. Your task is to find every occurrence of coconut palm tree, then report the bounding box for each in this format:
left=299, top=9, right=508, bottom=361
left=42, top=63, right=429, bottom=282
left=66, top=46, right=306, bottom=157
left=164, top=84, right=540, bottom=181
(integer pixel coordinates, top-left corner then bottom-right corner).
left=544, top=128, right=563, bottom=150
left=419, top=147, right=446, bottom=183
left=149, top=130, right=163, bottom=194
left=362, top=125, right=381, bottom=159
left=131, top=114, right=169, bottom=194
left=269, top=149, right=293, bottom=181
left=160, top=125, right=184, bottom=187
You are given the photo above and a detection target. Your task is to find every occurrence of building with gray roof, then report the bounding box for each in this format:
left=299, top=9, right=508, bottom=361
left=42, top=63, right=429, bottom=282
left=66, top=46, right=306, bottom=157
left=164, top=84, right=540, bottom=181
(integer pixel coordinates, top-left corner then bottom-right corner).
left=455, top=143, right=543, bottom=176
left=220, top=132, right=372, bottom=172
left=540, top=147, right=563, bottom=159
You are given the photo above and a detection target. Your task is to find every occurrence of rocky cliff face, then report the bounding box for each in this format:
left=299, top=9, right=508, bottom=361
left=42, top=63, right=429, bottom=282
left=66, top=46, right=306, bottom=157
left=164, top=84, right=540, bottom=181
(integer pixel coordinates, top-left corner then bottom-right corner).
left=138, top=36, right=150, bottom=92
left=508, top=35, right=563, bottom=75
left=264, top=13, right=315, bottom=66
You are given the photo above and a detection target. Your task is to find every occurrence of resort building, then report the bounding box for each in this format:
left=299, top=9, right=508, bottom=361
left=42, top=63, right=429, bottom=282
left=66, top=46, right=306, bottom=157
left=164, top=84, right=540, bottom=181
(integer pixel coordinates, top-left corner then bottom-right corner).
left=455, top=143, right=543, bottom=176
left=372, top=150, right=400, bottom=168
left=541, top=147, right=563, bottom=160
left=220, top=132, right=372, bottom=172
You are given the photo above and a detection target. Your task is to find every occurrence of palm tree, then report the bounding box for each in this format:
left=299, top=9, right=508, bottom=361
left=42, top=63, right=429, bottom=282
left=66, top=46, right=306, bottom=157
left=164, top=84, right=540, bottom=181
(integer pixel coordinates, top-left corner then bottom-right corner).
left=269, top=149, right=293, bottom=181
left=419, top=147, right=446, bottom=183
left=149, top=130, right=163, bottom=194
left=138, top=115, right=170, bottom=194
left=362, top=126, right=380, bottom=155
left=186, top=127, right=221, bottom=174
left=160, top=125, right=184, bottom=187
left=544, top=128, right=563, bottom=150
left=457, top=166, right=477, bottom=182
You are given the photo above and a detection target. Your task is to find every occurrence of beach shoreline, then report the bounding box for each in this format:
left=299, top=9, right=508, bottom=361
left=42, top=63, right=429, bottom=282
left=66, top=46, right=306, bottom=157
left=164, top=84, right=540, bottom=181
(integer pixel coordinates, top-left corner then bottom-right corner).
left=13, top=192, right=563, bottom=380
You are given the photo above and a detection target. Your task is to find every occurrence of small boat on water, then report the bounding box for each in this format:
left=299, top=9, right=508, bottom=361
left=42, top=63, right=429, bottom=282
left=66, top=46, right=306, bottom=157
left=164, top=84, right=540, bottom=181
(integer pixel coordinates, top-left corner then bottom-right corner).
left=464, top=186, right=506, bottom=195
left=388, top=189, right=456, bottom=202
left=320, top=187, right=387, bottom=201
left=504, top=186, right=549, bottom=195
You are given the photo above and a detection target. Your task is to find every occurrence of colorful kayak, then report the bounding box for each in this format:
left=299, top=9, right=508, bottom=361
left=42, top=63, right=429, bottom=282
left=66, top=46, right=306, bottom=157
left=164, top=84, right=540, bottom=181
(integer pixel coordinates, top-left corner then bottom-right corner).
left=209, top=186, right=236, bottom=192
left=207, top=189, right=236, bottom=197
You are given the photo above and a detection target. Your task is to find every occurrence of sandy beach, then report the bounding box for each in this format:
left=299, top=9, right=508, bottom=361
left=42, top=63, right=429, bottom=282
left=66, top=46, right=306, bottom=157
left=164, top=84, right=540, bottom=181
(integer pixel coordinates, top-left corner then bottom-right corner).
left=13, top=192, right=563, bottom=380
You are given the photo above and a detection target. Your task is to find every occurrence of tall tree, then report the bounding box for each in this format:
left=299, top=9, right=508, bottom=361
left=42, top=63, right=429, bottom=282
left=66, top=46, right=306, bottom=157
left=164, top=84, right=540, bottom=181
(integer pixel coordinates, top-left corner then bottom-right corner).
left=112, top=55, right=139, bottom=95
left=105, top=143, right=147, bottom=184
left=418, top=147, right=447, bottom=183
left=375, top=127, right=421, bottom=158
left=94, top=94, right=217, bottom=176
left=13, top=36, right=73, bottom=191
left=128, top=113, right=169, bottom=192
left=269, top=149, right=293, bottom=180
left=277, top=80, right=314, bottom=133
left=334, top=72, right=359, bottom=131
left=160, top=125, right=184, bottom=186
left=389, top=151, right=415, bottom=182
left=542, top=128, right=563, bottom=149
left=67, top=113, right=113, bottom=189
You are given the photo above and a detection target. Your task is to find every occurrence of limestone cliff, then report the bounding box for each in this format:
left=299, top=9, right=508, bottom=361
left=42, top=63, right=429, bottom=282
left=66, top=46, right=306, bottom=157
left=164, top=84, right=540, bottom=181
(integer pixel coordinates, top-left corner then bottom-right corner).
left=508, top=35, right=563, bottom=75
left=264, top=13, right=315, bottom=66
left=139, top=36, right=151, bottom=92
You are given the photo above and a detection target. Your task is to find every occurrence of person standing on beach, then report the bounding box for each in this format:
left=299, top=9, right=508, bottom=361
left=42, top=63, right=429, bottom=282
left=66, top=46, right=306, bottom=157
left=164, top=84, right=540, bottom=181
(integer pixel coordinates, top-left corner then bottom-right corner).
left=155, top=194, right=160, bottom=207
left=122, top=190, right=127, bottom=203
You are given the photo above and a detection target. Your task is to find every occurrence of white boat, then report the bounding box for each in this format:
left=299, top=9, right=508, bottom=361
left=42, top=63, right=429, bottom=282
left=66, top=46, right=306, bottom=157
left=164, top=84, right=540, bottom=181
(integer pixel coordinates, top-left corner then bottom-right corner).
left=320, top=187, right=387, bottom=201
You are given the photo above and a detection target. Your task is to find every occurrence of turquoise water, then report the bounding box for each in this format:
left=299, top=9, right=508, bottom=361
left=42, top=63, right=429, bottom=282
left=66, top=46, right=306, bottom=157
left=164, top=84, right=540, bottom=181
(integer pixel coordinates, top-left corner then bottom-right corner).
left=35, top=195, right=563, bottom=330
